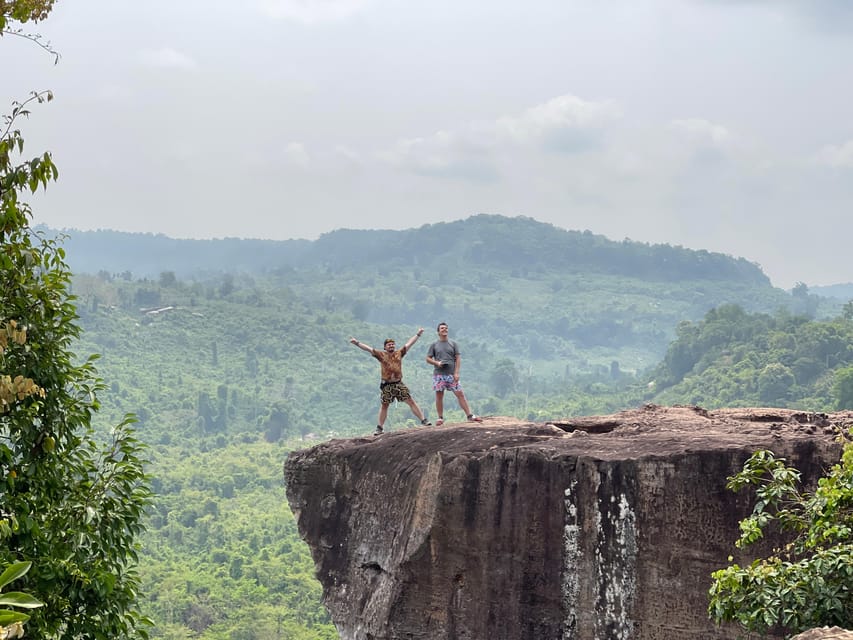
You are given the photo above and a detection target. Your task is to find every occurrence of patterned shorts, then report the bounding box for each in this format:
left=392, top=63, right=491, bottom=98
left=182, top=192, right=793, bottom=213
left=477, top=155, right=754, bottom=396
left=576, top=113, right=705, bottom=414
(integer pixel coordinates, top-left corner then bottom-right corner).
left=380, top=381, right=411, bottom=404
left=432, top=374, right=462, bottom=392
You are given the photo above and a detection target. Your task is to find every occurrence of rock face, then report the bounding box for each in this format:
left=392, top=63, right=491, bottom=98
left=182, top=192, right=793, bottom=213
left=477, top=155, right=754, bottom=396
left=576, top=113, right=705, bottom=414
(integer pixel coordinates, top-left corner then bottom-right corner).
left=791, top=627, right=853, bottom=640
left=791, top=630, right=853, bottom=640
left=284, top=406, right=850, bottom=640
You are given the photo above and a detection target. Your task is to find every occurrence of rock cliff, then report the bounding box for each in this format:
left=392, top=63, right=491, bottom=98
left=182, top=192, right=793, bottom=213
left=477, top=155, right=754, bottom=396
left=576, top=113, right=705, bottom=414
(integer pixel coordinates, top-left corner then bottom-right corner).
left=284, top=405, right=850, bottom=640
left=791, top=629, right=853, bottom=640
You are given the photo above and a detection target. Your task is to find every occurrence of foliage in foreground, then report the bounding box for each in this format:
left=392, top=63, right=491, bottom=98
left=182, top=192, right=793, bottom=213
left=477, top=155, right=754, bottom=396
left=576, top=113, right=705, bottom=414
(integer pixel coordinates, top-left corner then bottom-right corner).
left=0, top=0, right=55, bottom=32
left=1, top=9, right=153, bottom=636
left=1, top=140, right=154, bottom=639
left=0, top=561, right=43, bottom=638
left=708, top=430, right=853, bottom=636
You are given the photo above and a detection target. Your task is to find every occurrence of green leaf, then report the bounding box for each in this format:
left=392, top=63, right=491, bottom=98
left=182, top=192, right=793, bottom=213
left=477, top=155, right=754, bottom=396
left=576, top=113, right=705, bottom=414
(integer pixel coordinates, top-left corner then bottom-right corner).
left=0, top=592, right=44, bottom=608
left=0, top=562, right=30, bottom=590
left=0, top=610, right=30, bottom=625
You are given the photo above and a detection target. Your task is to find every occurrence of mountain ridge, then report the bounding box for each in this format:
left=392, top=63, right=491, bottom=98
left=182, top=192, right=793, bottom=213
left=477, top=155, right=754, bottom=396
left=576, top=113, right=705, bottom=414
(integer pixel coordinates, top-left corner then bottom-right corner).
left=43, top=214, right=770, bottom=285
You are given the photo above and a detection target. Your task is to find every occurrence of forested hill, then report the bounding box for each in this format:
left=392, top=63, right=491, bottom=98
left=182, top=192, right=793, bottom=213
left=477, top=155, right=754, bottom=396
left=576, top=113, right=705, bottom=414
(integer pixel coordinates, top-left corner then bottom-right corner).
left=47, top=214, right=768, bottom=284
left=289, top=215, right=769, bottom=283
left=41, top=227, right=314, bottom=278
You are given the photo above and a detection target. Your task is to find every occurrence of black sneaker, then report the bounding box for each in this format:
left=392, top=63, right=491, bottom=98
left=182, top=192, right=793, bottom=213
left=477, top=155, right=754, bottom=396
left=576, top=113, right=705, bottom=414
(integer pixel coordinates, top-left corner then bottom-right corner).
left=374, top=425, right=384, bottom=435
left=421, top=418, right=432, bottom=426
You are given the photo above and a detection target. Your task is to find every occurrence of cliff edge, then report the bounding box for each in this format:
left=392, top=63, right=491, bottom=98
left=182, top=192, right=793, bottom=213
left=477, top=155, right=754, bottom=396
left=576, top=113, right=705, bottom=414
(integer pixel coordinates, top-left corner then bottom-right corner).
left=284, top=405, right=850, bottom=640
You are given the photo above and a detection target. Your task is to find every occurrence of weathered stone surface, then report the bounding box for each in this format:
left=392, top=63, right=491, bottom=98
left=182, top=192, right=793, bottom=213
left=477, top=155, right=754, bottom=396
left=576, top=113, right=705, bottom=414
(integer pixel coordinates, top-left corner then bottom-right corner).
left=790, top=629, right=853, bottom=640
left=284, top=405, right=851, bottom=640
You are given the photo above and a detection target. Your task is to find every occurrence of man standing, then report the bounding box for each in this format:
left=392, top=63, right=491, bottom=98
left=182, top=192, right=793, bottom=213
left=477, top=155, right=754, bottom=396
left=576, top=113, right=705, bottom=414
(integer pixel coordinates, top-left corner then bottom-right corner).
left=425, top=322, right=482, bottom=426
left=350, top=328, right=431, bottom=435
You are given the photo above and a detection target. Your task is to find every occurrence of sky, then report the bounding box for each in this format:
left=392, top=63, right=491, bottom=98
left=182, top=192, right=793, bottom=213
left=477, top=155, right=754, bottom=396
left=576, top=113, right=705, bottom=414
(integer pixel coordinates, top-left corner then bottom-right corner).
left=5, top=0, right=853, bottom=289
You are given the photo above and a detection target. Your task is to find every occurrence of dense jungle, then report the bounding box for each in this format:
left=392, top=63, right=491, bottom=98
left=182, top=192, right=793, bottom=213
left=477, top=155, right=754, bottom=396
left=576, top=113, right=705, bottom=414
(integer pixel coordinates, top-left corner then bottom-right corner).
left=58, top=215, right=853, bottom=639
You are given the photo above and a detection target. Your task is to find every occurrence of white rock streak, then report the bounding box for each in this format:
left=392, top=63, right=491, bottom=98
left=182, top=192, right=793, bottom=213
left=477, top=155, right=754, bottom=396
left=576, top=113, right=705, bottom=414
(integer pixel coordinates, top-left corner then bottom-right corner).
left=563, top=471, right=638, bottom=639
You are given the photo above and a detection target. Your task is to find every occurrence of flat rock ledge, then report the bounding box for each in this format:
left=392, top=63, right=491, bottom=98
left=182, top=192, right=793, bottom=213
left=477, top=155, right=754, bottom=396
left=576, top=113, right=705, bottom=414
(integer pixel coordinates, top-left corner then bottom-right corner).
left=284, top=405, right=851, bottom=640
left=791, top=629, right=853, bottom=640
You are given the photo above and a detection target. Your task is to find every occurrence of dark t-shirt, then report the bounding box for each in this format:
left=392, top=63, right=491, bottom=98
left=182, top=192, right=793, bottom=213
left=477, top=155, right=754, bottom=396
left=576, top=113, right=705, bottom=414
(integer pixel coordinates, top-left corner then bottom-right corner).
left=427, top=339, right=458, bottom=375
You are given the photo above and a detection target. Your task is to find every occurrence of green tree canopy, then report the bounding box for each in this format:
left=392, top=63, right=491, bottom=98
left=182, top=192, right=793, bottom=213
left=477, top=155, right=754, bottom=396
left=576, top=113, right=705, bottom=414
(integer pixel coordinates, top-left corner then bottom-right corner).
left=757, top=363, right=794, bottom=404
left=0, top=1, right=56, bottom=29
left=490, top=359, right=519, bottom=398
left=834, top=366, right=853, bottom=410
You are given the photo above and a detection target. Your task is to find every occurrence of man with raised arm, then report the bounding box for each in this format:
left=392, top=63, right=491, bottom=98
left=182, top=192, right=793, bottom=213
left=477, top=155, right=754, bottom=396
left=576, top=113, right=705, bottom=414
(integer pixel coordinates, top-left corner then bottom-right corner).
left=350, top=328, right=431, bottom=435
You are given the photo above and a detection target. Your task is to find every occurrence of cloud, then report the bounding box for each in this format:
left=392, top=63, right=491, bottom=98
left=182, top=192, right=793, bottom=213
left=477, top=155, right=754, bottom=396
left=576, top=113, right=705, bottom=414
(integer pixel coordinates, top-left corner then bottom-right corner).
left=814, top=139, right=853, bottom=169
left=332, top=145, right=363, bottom=169
left=664, top=118, right=758, bottom=177
left=670, top=118, right=733, bottom=148
left=382, top=131, right=499, bottom=182
left=256, top=0, right=378, bottom=23
left=136, top=47, right=197, bottom=71
left=283, top=142, right=311, bottom=167
left=698, top=0, right=853, bottom=31
left=382, top=94, right=621, bottom=182
left=496, top=95, right=622, bottom=152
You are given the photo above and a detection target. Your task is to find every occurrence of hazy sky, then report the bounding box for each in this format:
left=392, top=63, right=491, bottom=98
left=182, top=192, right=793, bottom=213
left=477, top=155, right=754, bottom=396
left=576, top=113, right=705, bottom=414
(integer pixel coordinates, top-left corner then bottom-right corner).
left=6, top=0, right=853, bottom=288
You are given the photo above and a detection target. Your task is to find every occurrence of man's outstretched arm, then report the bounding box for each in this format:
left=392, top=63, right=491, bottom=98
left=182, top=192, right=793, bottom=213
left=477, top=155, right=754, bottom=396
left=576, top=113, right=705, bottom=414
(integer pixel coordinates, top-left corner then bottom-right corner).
left=403, top=327, right=425, bottom=352
left=349, top=337, right=375, bottom=353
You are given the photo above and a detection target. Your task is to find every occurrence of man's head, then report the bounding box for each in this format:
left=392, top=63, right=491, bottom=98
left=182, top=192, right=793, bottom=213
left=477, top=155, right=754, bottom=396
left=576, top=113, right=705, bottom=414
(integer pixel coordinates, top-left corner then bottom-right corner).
left=436, top=322, right=449, bottom=339
left=383, top=338, right=396, bottom=351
